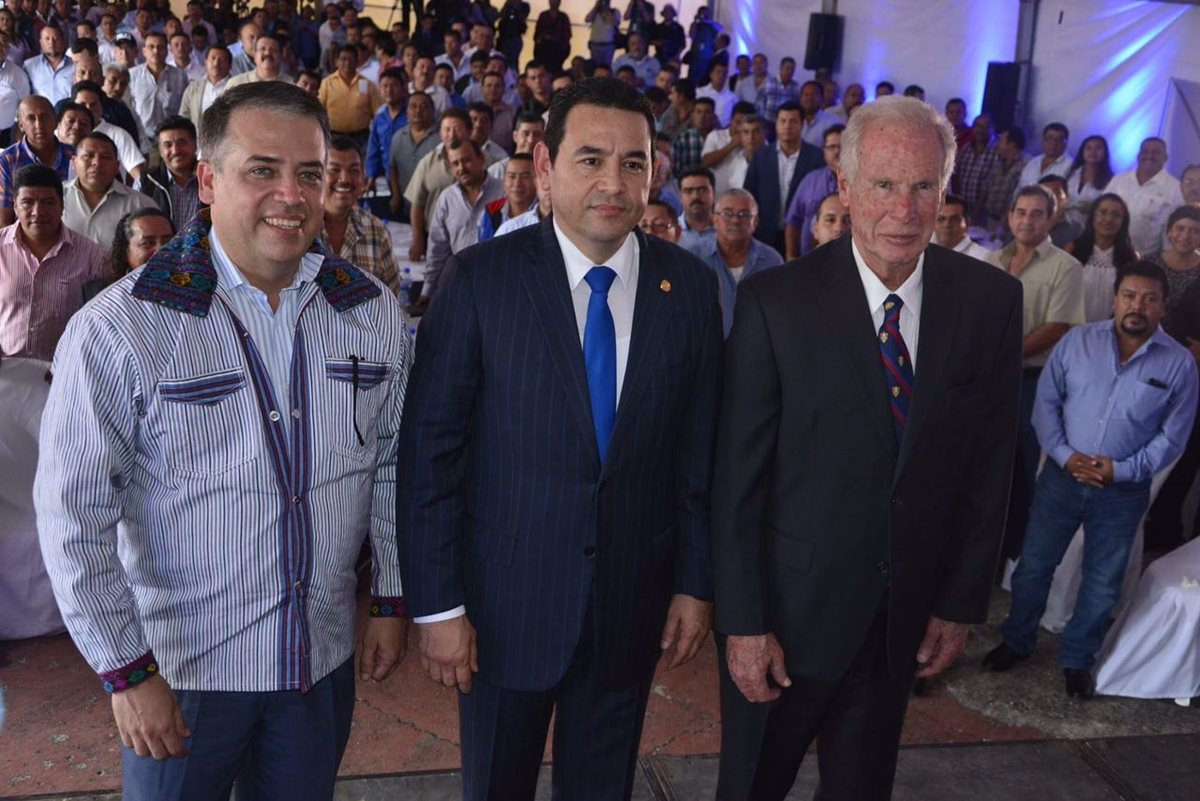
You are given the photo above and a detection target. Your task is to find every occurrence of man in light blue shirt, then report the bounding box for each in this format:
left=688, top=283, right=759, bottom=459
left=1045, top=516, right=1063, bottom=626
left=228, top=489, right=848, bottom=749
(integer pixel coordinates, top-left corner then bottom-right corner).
left=697, top=188, right=784, bottom=336
left=24, top=25, right=75, bottom=105
left=987, top=260, right=1198, bottom=699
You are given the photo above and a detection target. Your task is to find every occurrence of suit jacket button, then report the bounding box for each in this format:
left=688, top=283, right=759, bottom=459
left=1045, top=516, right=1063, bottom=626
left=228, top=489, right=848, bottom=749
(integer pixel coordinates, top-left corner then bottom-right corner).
left=598, top=480, right=608, bottom=490
left=890, top=497, right=903, bottom=508
left=876, top=560, right=890, bottom=576
left=584, top=546, right=597, bottom=558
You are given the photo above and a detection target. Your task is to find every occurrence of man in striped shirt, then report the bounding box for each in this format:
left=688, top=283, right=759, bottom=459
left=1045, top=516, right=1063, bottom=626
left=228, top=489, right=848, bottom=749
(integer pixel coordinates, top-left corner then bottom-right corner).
left=35, top=82, right=413, bottom=799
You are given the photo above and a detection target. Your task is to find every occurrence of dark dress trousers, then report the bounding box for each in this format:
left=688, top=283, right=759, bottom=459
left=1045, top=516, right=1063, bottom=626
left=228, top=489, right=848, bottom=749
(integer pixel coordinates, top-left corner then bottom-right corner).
left=397, top=219, right=722, bottom=799
left=712, top=237, right=1023, bottom=799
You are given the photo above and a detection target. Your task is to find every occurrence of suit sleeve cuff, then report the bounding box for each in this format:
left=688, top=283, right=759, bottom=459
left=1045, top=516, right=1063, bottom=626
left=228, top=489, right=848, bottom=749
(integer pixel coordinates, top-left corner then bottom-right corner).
left=99, top=651, right=159, bottom=694
left=369, top=596, right=408, bottom=618
left=413, top=605, right=466, bottom=624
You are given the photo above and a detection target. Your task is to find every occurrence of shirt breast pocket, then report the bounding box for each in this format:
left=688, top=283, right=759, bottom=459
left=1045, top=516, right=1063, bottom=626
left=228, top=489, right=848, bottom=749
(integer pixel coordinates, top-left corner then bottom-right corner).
left=157, top=368, right=257, bottom=476
left=325, top=357, right=391, bottom=462
left=1122, top=380, right=1169, bottom=426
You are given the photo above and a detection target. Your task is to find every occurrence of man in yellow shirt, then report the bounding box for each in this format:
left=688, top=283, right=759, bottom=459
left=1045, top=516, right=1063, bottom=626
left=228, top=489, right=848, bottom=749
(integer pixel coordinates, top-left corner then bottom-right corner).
left=319, top=45, right=383, bottom=152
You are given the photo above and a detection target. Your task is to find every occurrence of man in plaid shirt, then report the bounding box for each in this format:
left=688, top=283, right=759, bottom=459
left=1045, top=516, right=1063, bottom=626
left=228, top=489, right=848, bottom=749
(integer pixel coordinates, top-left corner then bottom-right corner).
left=322, top=137, right=400, bottom=294
left=953, top=114, right=1001, bottom=225
left=671, top=97, right=716, bottom=176
left=754, top=56, right=800, bottom=126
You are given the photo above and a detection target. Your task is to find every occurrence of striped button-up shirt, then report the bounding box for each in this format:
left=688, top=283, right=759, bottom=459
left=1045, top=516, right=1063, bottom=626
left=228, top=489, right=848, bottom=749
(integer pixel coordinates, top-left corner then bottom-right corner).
left=0, top=139, right=74, bottom=211
left=35, top=219, right=413, bottom=693
left=0, top=221, right=107, bottom=360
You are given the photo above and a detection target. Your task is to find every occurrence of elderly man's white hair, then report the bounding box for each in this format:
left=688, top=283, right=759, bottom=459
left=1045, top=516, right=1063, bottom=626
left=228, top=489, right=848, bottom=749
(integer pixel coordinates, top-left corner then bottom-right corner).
left=839, top=96, right=957, bottom=193
left=716, top=187, right=758, bottom=215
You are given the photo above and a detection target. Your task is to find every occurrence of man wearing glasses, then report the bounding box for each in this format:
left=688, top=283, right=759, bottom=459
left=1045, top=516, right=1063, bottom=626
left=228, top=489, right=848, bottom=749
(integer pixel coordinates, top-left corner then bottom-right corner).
left=695, top=188, right=784, bottom=336
left=638, top=199, right=680, bottom=243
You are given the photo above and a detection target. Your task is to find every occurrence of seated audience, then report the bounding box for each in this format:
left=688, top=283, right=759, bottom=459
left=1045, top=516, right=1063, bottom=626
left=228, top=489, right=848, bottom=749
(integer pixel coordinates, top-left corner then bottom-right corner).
left=935, top=193, right=993, bottom=261
left=696, top=187, right=783, bottom=336
left=478, top=152, right=536, bottom=242
left=1018, top=122, right=1073, bottom=192
left=809, top=191, right=850, bottom=248
left=53, top=100, right=93, bottom=147
left=138, top=115, right=203, bottom=231
left=1109, top=137, right=1185, bottom=256
left=1065, top=193, right=1139, bottom=322
left=1064, top=134, right=1113, bottom=228
left=700, top=101, right=761, bottom=196
left=108, top=207, right=175, bottom=276
left=0, top=96, right=74, bottom=227
left=321, top=136, right=400, bottom=294
left=226, top=33, right=293, bottom=89
left=179, top=44, right=231, bottom=129
left=71, top=81, right=145, bottom=182
left=1038, top=174, right=1084, bottom=248
left=638, top=198, right=681, bottom=243
left=0, top=164, right=106, bottom=361
left=783, top=123, right=843, bottom=260
left=1146, top=205, right=1200, bottom=319
left=62, top=131, right=155, bottom=250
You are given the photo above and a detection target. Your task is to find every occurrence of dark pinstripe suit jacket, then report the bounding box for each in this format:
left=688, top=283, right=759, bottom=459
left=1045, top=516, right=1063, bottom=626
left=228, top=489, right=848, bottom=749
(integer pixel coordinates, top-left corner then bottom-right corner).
left=397, top=219, right=723, bottom=692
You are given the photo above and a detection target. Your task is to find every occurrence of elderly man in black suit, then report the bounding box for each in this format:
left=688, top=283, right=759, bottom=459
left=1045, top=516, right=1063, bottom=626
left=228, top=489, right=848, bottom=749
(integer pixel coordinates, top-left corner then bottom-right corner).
left=712, top=96, right=1023, bottom=800
left=397, top=78, right=722, bottom=801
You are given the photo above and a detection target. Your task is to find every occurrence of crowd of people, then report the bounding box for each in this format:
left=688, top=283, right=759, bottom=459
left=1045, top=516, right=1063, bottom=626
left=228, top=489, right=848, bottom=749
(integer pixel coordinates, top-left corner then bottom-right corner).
left=4, top=1, right=1200, bottom=800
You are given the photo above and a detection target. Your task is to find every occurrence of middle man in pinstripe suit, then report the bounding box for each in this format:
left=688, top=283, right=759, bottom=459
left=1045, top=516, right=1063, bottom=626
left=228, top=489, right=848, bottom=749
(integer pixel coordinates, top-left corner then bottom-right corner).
left=398, top=78, right=723, bottom=801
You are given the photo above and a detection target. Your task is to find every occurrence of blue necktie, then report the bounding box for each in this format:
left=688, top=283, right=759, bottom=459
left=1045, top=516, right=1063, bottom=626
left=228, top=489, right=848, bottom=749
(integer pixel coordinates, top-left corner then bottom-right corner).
left=878, top=294, right=915, bottom=443
left=584, top=266, right=617, bottom=462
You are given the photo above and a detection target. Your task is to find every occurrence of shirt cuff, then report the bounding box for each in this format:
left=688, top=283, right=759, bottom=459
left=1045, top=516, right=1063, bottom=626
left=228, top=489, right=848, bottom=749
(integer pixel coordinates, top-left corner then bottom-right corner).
left=99, top=651, right=159, bottom=694
left=413, top=605, right=466, bottom=624
left=1049, top=444, right=1074, bottom=471
left=369, top=596, right=408, bottom=618
left=1112, top=459, right=1134, bottom=485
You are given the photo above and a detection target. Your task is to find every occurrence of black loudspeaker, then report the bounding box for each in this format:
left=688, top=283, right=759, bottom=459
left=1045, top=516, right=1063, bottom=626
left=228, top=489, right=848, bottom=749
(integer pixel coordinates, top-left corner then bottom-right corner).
left=982, top=61, right=1023, bottom=135
left=804, top=14, right=843, bottom=72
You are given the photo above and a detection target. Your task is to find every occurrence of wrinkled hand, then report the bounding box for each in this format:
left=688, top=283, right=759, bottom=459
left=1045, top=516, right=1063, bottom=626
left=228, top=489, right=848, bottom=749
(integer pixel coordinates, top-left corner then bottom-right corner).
left=659, top=594, right=713, bottom=669
left=357, top=616, right=408, bottom=682
left=111, top=674, right=190, bottom=760
left=915, top=617, right=969, bottom=678
left=726, top=633, right=791, bottom=703
left=417, top=616, right=478, bottom=693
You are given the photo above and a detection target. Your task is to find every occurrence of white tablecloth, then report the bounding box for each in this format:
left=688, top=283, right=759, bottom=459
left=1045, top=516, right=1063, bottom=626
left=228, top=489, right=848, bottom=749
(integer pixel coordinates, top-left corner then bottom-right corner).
left=1095, top=535, right=1200, bottom=699
left=0, top=357, right=64, bottom=639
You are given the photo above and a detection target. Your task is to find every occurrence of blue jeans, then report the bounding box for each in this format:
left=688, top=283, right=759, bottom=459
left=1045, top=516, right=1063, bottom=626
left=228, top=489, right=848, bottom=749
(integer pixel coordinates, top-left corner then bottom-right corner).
left=120, top=658, right=355, bottom=801
left=1000, top=461, right=1150, bottom=669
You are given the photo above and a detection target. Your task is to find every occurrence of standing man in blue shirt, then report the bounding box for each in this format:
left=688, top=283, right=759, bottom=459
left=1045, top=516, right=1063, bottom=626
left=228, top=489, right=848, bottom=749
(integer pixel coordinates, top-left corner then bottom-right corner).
left=987, top=260, right=1198, bottom=698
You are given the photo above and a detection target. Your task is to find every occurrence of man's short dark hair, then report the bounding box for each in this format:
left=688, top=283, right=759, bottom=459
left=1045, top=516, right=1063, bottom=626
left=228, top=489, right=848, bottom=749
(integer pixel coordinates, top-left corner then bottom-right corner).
left=946, top=97, right=966, bottom=109
left=514, top=110, right=544, bottom=130
left=823, top=123, right=845, bottom=142
left=780, top=56, right=796, bottom=67
left=329, top=135, right=362, bottom=156
left=524, top=58, right=546, bottom=74
left=694, top=97, right=716, bottom=110
left=671, top=78, right=696, bottom=102
left=776, top=101, right=801, bottom=116
left=336, top=43, right=358, bottom=60
left=942, top=193, right=968, bottom=214
left=875, top=80, right=894, bottom=93
left=644, top=86, right=667, bottom=105
left=1012, top=184, right=1056, bottom=218
left=156, top=114, right=197, bottom=142
left=446, top=137, right=480, bottom=157
left=13, top=164, right=64, bottom=200
left=58, top=101, right=92, bottom=123
left=616, top=65, right=635, bottom=77
left=70, top=37, right=99, bottom=57
left=1115, top=259, right=1170, bottom=300
left=111, top=207, right=175, bottom=274
left=468, top=101, right=494, bottom=122
left=200, top=83, right=329, bottom=169
left=439, top=107, right=471, bottom=128
left=731, top=100, right=756, bottom=119
left=678, top=166, right=716, bottom=189
left=544, top=77, right=655, bottom=163
left=380, top=66, right=406, bottom=83
left=1037, top=174, right=1068, bottom=192
left=79, top=131, right=118, bottom=158
left=206, top=44, right=231, bottom=59
left=902, top=84, right=924, bottom=97
left=71, top=80, right=103, bottom=100
left=470, top=50, right=490, bottom=65
left=1043, top=122, right=1069, bottom=141
left=509, top=152, right=534, bottom=164
left=1003, top=126, right=1026, bottom=151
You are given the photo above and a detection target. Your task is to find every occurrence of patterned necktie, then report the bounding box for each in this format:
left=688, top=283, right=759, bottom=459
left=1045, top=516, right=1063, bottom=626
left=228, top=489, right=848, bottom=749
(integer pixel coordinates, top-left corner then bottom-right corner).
left=878, top=293, right=915, bottom=442
left=584, top=266, right=617, bottom=462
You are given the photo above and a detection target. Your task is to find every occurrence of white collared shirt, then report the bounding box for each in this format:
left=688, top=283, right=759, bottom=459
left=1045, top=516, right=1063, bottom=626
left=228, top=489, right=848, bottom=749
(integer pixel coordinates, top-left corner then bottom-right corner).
left=776, top=142, right=800, bottom=229
left=852, top=239, right=924, bottom=370
left=554, top=219, right=639, bottom=406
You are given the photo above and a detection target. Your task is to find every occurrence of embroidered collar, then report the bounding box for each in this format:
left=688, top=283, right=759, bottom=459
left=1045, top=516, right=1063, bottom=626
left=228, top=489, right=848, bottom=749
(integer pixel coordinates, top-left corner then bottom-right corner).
left=131, top=209, right=381, bottom=317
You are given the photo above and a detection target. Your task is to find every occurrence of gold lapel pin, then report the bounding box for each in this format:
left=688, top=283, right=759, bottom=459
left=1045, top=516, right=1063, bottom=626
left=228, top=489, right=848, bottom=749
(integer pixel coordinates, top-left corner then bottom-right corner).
left=660, top=279, right=672, bottom=293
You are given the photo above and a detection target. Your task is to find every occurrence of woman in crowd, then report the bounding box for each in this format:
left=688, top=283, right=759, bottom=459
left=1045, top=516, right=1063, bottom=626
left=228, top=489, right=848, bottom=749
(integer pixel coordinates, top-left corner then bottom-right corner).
left=1065, top=193, right=1137, bottom=322
left=811, top=191, right=851, bottom=250
left=1064, top=134, right=1114, bottom=228
left=1148, top=205, right=1200, bottom=327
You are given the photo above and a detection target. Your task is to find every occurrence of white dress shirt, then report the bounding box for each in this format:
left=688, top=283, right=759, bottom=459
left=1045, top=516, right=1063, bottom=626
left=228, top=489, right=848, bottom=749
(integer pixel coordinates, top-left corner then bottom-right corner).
left=414, top=221, right=640, bottom=624
left=1016, top=151, right=1073, bottom=197
left=697, top=83, right=737, bottom=128
left=702, top=128, right=750, bottom=197
left=853, top=239, right=924, bottom=370
left=776, top=143, right=800, bottom=229
left=1107, top=168, right=1185, bottom=256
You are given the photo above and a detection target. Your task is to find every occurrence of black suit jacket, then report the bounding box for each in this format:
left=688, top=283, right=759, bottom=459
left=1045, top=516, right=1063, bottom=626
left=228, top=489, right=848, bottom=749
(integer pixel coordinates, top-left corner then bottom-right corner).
left=398, top=219, right=723, bottom=692
left=742, top=141, right=824, bottom=243
left=712, top=237, right=1023, bottom=681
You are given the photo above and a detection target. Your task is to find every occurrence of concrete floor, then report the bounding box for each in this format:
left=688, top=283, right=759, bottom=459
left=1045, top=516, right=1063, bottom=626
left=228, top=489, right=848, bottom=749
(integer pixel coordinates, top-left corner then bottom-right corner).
left=3, top=591, right=1198, bottom=799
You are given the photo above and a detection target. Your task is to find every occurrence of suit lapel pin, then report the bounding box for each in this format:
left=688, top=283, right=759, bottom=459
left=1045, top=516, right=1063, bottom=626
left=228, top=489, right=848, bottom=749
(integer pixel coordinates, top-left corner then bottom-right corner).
left=660, top=279, right=671, bottom=293
left=880, top=331, right=889, bottom=344
left=892, top=386, right=901, bottom=398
